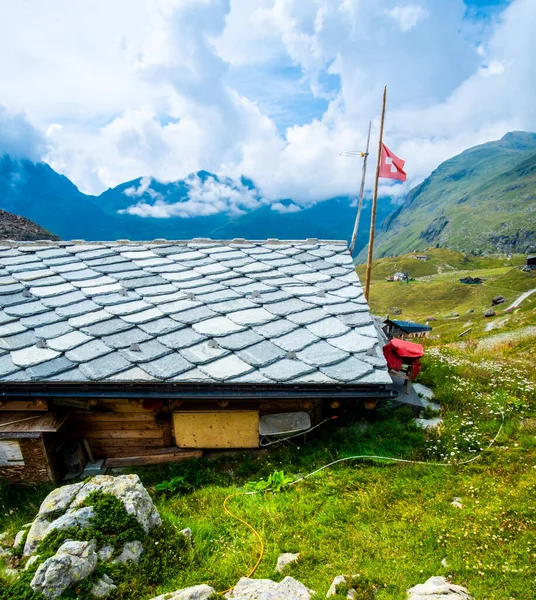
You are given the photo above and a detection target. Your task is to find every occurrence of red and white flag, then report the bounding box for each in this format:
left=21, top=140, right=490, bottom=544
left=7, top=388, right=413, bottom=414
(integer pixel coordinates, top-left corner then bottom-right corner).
left=379, top=143, right=406, bottom=181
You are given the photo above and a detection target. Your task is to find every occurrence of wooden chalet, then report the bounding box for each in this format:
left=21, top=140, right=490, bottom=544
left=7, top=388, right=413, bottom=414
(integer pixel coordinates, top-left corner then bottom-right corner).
left=0, top=239, right=395, bottom=483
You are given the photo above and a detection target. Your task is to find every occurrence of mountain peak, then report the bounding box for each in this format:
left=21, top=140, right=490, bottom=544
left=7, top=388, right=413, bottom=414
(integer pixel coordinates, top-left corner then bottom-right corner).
left=500, top=131, right=536, bottom=149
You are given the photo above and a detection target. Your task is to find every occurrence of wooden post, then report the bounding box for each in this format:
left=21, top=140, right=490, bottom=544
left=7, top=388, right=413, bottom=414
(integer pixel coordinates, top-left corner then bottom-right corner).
left=349, top=120, right=372, bottom=255
left=364, top=86, right=387, bottom=301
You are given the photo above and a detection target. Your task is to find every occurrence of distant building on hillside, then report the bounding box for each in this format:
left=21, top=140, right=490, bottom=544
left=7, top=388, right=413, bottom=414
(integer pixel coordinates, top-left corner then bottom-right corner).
left=411, top=252, right=429, bottom=261
left=526, top=255, right=536, bottom=270
left=382, top=319, right=432, bottom=340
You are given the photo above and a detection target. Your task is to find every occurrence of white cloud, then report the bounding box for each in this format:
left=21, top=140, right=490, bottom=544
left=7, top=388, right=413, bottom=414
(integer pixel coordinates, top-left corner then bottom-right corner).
left=385, top=4, right=428, bottom=32
left=271, top=202, right=302, bottom=214
left=122, top=172, right=266, bottom=218
left=0, top=0, right=535, bottom=219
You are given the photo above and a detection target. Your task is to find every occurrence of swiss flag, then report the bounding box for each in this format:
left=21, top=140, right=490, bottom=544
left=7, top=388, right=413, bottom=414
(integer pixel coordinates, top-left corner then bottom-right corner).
left=379, top=143, right=406, bottom=181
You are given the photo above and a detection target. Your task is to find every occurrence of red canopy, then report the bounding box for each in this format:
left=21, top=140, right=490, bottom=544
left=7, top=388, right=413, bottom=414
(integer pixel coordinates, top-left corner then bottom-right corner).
left=383, top=339, right=424, bottom=379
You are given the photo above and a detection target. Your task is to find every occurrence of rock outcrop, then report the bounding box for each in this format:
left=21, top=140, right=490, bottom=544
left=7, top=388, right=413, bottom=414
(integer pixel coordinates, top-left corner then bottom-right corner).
left=23, top=474, right=161, bottom=556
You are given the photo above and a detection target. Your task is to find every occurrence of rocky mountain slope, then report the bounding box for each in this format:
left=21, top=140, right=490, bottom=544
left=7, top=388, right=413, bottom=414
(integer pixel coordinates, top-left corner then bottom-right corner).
left=0, top=208, right=59, bottom=241
left=369, top=131, right=536, bottom=258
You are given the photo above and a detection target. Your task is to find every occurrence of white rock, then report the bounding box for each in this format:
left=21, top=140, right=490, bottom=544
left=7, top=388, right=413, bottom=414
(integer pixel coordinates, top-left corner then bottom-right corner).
left=30, top=540, right=98, bottom=599
left=407, top=576, right=473, bottom=599
left=275, top=552, right=300, bottom=573
left=112, top=540, right=143, bottom=564
left=414, top=418, right=443, bottom=430
left=91, top=574, right=117, bottom=598
left=227, top=576, right=313, bottom=600
left=180, top=527, right=192, bottom=539
left=149, top=584, right=217, bottom=600
left=450, top=498, right=463, bottom=509
left=413, top=383, right=434, bottom=400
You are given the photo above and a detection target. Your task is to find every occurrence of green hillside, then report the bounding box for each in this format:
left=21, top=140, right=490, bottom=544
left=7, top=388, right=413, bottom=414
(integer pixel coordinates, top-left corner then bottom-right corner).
left=358, top=249, right=536, bottom=341
left=368, top=131, right=536, bottom=258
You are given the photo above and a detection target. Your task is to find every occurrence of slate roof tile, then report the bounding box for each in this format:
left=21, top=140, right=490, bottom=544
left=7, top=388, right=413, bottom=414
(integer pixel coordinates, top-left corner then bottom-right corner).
left=100, top=328, right=152, bottom=349
left=79, top=352, right=132, bottom=380
left=198, top=354, right=254, bottom=380
left=327, top=330, right=376, bottom=353
left=0, top=240, right=388, bottom=385
left=34, top=321, right=73, bottom=340
left=320, top=356, right=373, bottom=382
left=41, top=291, right=88, bottom=308
left=0, top=321, right=27, bottom=337
left=66, top=340, right=114, bottom=363
left=252, top=319, right=298, bottom=338
left=138, top=317, right=183, bottom=336
left=237, top=340, right=286, bottom=367
left=260, top=358, right=315, bottom=382
left=296, top=340, right=348, bottom=367
left=141, top=353, right=193, bottom=379
left=81, top=318, right=133, bottom=337
left=0, top=353, right=20, bottom=376
left=180, top=340, right=230, bottom=365
left=0, top=331, right=37, bottom=350
left=272, top=328, right=319, bottom=352
left=11, top=345, right=60, bottom=367
left=171, top=306, right=217, bottom=324
left=216, top=329, right=264, bottom=351
left=47, top=330, right=93, bottom=352
left=120, top=339, right=171, bottom=363
left=21, top=311, right=64, bottom=328
left=26, top=356, right=76, bottom=380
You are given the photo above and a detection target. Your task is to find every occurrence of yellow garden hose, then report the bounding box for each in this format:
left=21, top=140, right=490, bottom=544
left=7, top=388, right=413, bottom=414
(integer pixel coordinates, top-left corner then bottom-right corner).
left=220, top=411, right=504, bottom=592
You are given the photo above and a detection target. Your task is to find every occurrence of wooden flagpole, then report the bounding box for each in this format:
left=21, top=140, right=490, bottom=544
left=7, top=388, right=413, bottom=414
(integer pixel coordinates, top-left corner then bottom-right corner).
left=349, top=120, right=372, bottom=255
left=364, top=85, right=387, bottom=301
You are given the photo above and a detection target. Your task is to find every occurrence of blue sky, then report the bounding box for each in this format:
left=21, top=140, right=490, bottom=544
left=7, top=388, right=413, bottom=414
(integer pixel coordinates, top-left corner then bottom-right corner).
left=0, top=0, right=534, bottom=215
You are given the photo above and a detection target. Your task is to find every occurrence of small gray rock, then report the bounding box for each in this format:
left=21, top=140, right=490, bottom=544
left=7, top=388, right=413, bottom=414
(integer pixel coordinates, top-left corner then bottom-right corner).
left=98, top=546, right=114, bottom=562
left=149, top=584, right=217, bottom=600
left=112, top=540, right=143, bottom=564
left=30, top=539, right=98, bottom=599
left=483, top=308, right=496, bottom=318
left=407, top=576, right=473, bottom=599
left=327, top=575, right=361, bottom=599
left=24, top=516, right=51, bottom=556
left=47, top=506, right=95, bottom=535
left=91, top=574, right=117, bottom=598
left=13, top=529, right=28, bottom=549
left=0, top=546, right=13, bottom=559
left=275, top=552, right=300, bottom=573
left=492, top=295, right=506, bottom=306
left=25, top=555, right=41, bottom=570
left=180, top=527, right=192, bottom=539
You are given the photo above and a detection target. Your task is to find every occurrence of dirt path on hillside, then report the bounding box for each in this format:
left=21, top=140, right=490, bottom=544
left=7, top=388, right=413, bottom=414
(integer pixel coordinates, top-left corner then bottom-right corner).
left=476, top=326, right=536, bottom=349
left=505, top=288, right=536, bottom=311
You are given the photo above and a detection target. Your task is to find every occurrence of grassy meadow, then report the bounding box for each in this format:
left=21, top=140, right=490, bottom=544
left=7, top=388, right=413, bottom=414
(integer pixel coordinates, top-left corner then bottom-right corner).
left=0, top=250, right=535, bottom=599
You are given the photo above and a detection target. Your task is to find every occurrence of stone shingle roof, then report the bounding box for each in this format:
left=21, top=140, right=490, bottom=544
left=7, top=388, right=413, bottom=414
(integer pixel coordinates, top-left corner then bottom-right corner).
left=0, top=239, right=390, bottom=385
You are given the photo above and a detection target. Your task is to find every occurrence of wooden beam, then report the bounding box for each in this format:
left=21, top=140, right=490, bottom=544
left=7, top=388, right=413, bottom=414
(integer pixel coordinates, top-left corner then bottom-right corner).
left=104, top=449, right=202, bottom=468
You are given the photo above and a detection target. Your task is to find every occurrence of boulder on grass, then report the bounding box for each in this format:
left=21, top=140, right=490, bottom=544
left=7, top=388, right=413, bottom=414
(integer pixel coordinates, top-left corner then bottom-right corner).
left=483, top=308, right=495, bottom=318
left=227, top=576, right=313, bottom=600
left=149, top=584, right=217, bottom=600
left=30, top=540, right=98, bottom=599
left=492, top=295, right=506, bottom=306
left=407, top=576, right=472, bottom=599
